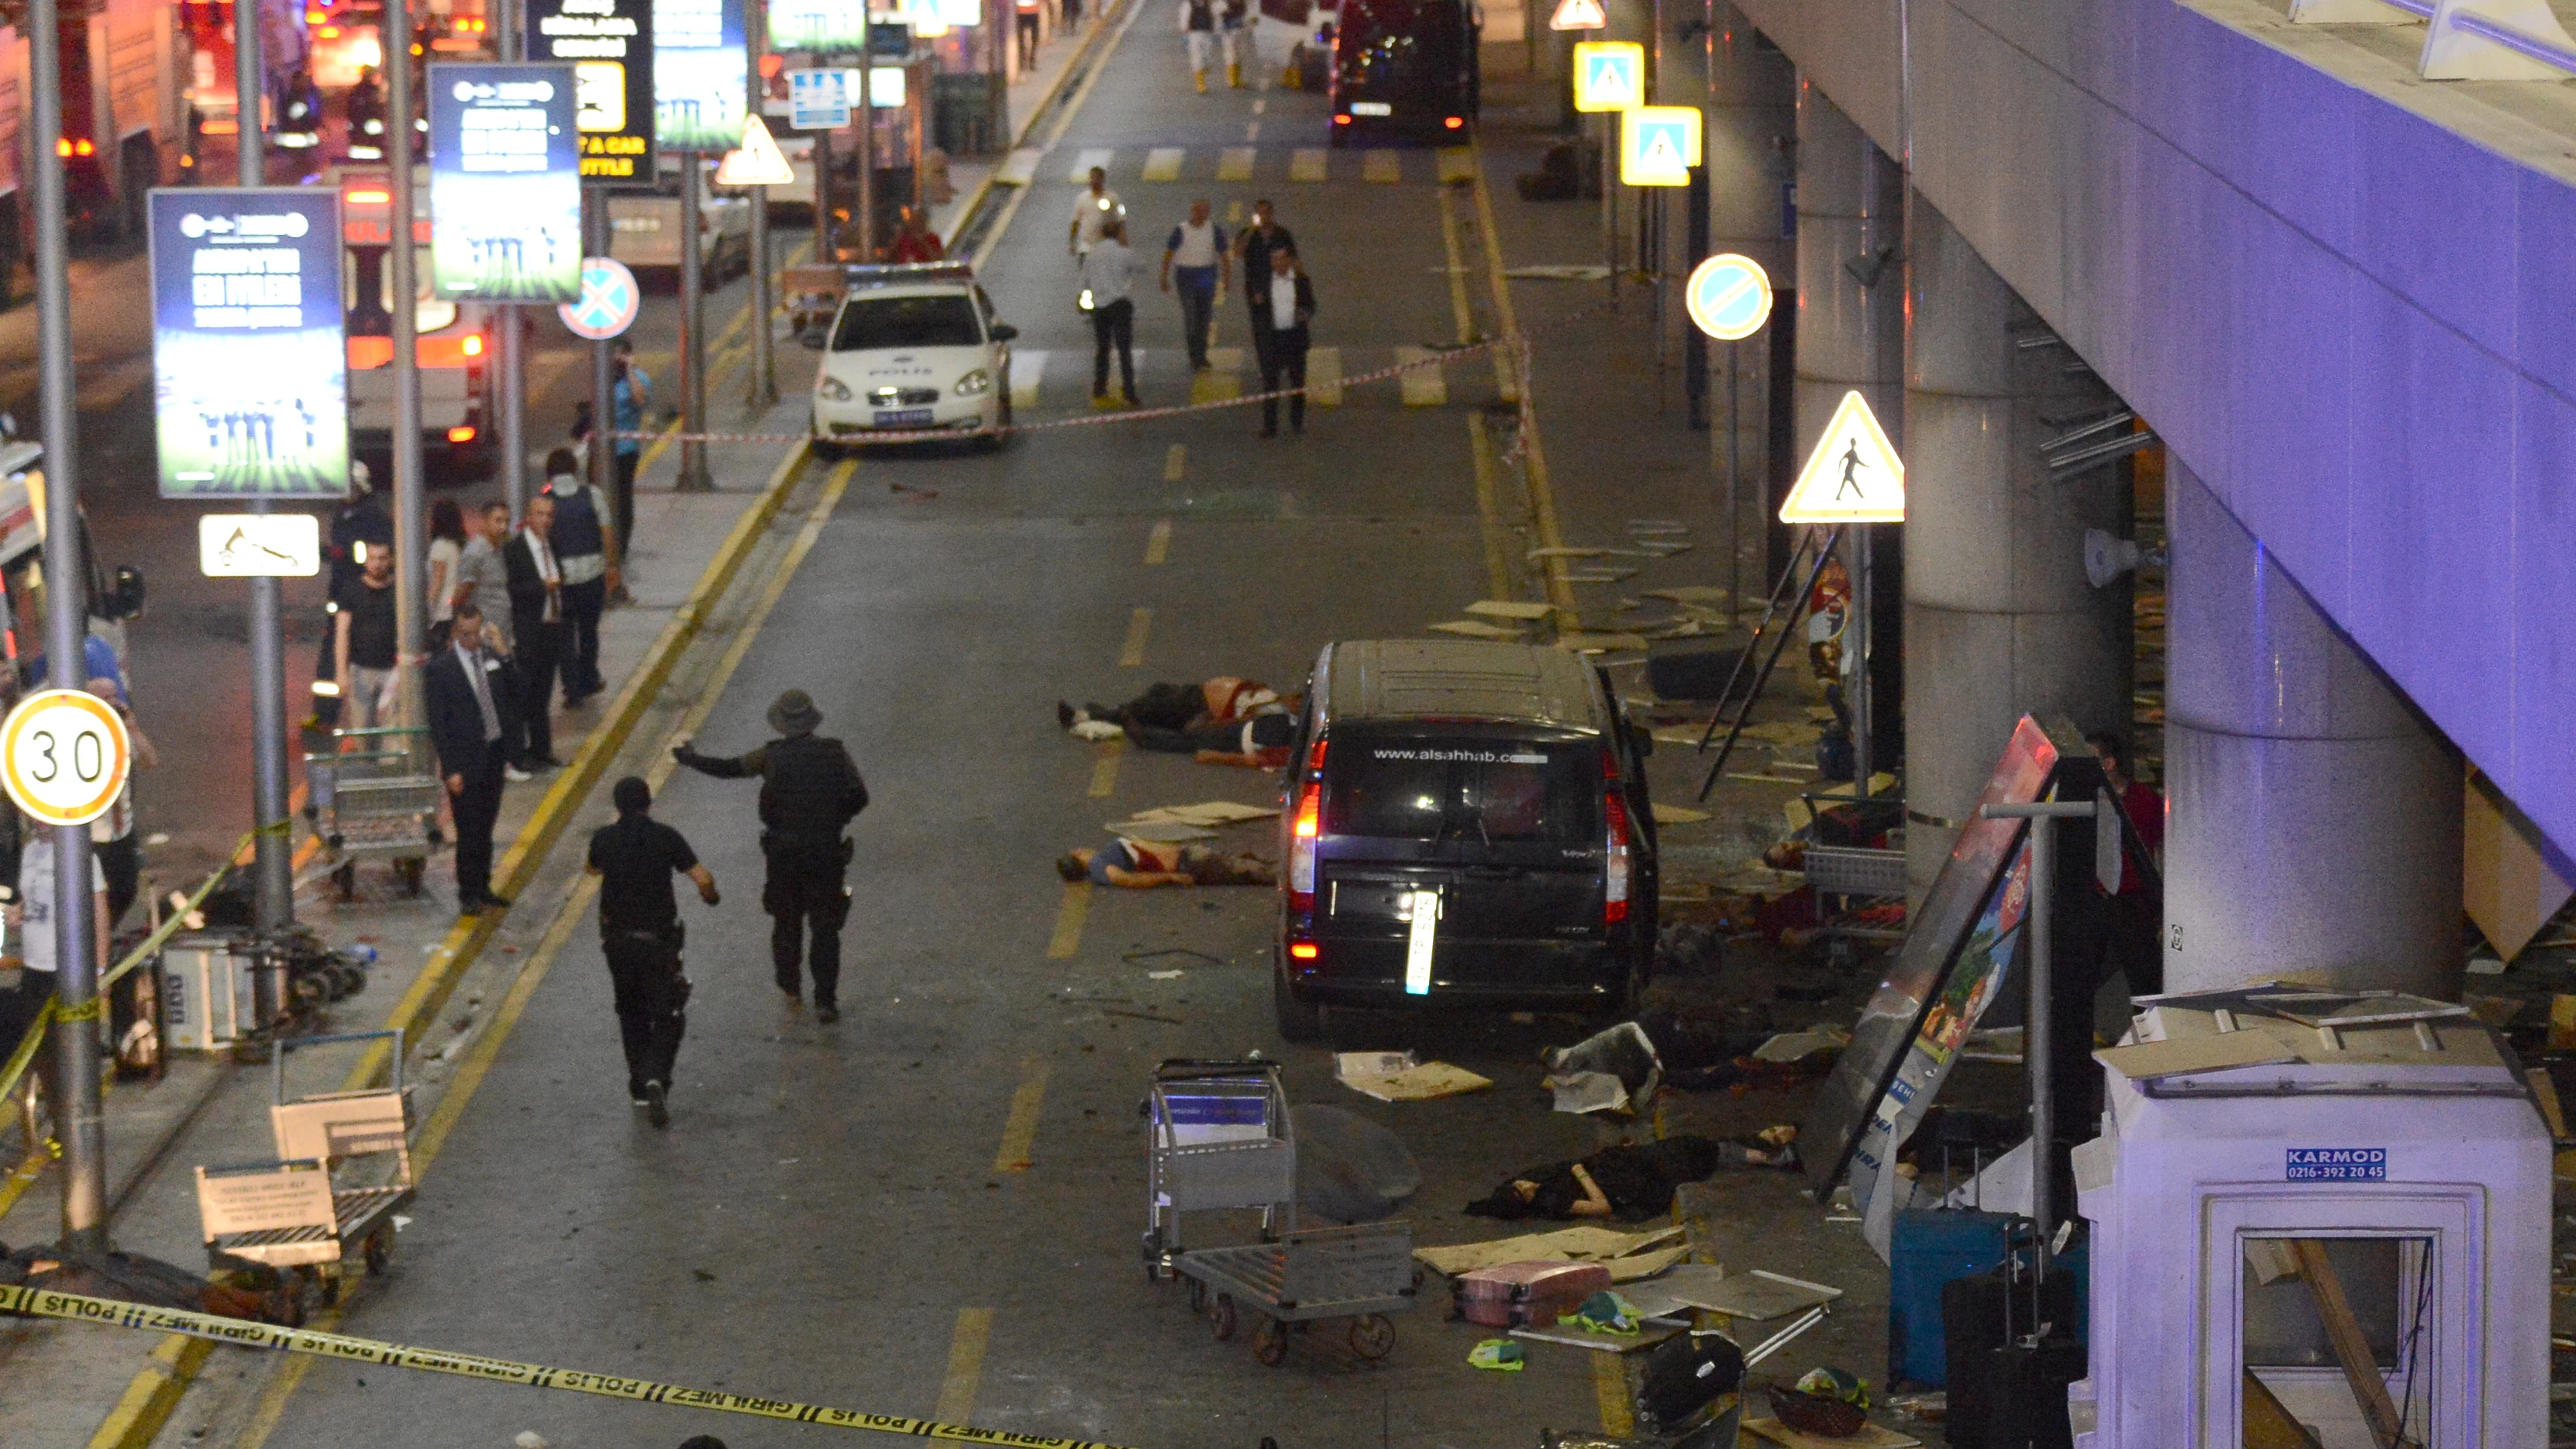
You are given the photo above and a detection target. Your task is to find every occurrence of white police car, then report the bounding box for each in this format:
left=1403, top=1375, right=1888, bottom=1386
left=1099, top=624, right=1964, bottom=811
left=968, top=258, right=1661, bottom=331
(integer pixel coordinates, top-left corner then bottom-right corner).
left=808, top=263, right=1018, bottom=450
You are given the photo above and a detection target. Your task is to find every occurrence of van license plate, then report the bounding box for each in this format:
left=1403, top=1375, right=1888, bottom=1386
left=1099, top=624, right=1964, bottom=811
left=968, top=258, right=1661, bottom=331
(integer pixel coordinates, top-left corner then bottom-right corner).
left=1403, top=889, right=1439, bottom=996
left=874, top=408, right=934, bottom=426
left=1350, top=102, right=1392, bottom=116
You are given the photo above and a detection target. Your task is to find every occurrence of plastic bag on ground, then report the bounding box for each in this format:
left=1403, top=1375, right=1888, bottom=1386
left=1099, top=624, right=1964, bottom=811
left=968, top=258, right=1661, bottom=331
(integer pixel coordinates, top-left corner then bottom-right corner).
left=1291, top=1104, right=1421, bottom=1224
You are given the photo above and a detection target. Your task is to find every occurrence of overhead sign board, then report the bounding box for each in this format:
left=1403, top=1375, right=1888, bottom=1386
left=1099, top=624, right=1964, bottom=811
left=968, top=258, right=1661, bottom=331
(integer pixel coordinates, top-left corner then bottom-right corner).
left=429, top=64, right=583, bottom=302
left=1549, top=0, right=1607, bottom=29
left=713, top=114, right=795, bottom=186
left=769, top=0, right=869, bottom=52
left=560, top=255, right=642, bottom=339
left=525, top=0, right=656, bottom=179
left=148, top=188, right=349, bottom=500
left=1782, top=390, right=1906, bottom=524
left=198, top=514, right=322, bottom=577
left=1685, top=252, right=1772, bottom=341
left=656, top=0, right=750, bottom=153
left=1620, top=105, right=1701, bottom=186
left=1571, top=41, right=1643, bottom=112
left=1, top=689, right=133, bottom=827
left=787, top=67, right=850, bottom=129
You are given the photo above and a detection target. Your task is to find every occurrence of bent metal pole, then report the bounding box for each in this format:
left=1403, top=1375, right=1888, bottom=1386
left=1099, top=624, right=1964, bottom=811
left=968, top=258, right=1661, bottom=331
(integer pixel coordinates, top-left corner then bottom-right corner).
left=28, top=0, right=106, bottom=1251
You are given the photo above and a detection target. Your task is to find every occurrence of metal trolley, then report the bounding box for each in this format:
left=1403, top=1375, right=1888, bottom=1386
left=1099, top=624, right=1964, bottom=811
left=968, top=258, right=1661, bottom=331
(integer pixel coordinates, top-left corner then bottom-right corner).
left=1176, top=1220, right=1417, bottom=1368
left=1142, top=1058, right=1297, bottom=1275
left=303, top=726, right=439, bottom=901
left=192, top=1031, right=415, bottom=1323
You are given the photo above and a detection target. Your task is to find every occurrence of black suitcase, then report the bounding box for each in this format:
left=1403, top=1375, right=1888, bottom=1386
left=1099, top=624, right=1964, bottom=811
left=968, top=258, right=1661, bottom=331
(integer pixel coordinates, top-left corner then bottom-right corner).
left=1631, top=1328, right=1745, bottom=1437
left=1983, top=1333, right=2085, bottom=1449
left=1944, top=1229, right=2083, bottom=1449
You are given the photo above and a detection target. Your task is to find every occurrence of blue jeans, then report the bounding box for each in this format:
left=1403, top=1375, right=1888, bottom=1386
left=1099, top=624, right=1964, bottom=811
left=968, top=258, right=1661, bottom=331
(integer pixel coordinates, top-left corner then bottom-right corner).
left=1174, top=267, right=1217, bottom=367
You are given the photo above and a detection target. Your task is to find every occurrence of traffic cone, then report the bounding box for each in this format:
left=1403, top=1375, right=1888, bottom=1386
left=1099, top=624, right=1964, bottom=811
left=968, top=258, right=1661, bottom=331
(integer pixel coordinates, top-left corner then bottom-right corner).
left=1228, top=61, right=1242, bottom=87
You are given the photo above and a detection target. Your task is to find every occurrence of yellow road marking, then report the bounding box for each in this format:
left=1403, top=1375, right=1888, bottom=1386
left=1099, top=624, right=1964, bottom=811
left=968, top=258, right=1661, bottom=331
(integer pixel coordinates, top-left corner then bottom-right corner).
left=1046, top=881, right=1091, bottom=959
left=1217, top=146, right=1255, bottom=181
left=1307, top=346, right=1341, bottom=406
left=1469, top=144, right=1574, bottom=612
left=936, top=1308, right=996, bottom=1422
left=1142, top=146, right=1185, bottom=181
left=1189, top=370, right=1241, bottom=405
left=227, top=456, right=862, bottom=1449
left=1466, top=413, right=1514, bottom=600
left=1436, top=184, right=1478, bottom=346
left=1362, top=149, right=1403, bottom=184
left=1289, top=147, right=1328, bottom=182
left=1087, top=745, right=1123, bottom=798
left=1465, top=145, right=1523, bottom=404
left=1594, top=1353, right=1635, bottom=1435
left=1118, top=607, right=1152, bottom=666
left=1145, top=516, right=1173, bottom=561
left=1161, top=447, right=1185, bottom=485
left=1396, top=345, right=1446, bottom=407
left=1437, top=146, right=1476, bottom=184
left=994, top=1055, right=1051, bottom=1170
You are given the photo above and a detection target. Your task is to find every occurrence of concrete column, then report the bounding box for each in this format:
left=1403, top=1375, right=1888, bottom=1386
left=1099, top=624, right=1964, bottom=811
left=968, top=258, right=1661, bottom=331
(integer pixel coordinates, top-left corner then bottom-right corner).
left=1703, top=8, right=1792, bottom=607
left=1793, top=81, right=1901, bottom=768
left=1901, top=199, right=2131, bottom=898
left=2164, top=462, right=2464, bottom=997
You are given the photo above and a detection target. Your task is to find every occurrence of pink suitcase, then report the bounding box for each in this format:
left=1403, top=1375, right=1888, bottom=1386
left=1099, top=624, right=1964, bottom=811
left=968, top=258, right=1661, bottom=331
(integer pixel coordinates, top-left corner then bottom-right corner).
left=1452, top=1259, right=1613, bottom=1327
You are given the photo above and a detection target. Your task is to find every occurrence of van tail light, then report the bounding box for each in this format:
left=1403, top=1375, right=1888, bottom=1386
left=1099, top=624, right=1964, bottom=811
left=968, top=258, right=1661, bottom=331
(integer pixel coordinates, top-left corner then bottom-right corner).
left=1603, top=789, right=1634, bottom=926
left=1288, top=781, right=1321, bottom=914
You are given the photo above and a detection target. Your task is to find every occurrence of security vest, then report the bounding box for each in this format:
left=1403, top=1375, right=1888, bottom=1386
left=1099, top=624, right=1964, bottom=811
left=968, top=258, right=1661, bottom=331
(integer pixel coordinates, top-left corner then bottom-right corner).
left=546, top=480, right=606, bottom=561
left=759, top=734, right=868, bottom=846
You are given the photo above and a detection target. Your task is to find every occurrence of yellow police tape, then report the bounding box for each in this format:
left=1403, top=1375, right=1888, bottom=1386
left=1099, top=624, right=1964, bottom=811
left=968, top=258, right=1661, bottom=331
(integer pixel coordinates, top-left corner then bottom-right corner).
left=0, top=1282, right=1146, bottom=1447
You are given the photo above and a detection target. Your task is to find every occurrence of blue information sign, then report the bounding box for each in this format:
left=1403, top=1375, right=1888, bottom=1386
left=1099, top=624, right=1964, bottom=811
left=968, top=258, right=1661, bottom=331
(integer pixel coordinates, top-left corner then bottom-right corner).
left=149, top=189, right=349, bottom=500
left=656, top=0, right=748, bottom=153
left=430, top=64, right=584, bottom=303
left=2285, top=1147, right=2387, bottom=1182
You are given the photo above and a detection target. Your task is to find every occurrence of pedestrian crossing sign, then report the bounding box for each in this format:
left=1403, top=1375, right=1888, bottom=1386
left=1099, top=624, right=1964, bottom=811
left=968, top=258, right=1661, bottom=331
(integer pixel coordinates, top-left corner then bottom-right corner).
left=1549, top=0, right=1607, bottom=29
left=1619, top=105, right=1701, bottom=186
left=1572, top=42, right=1645, bottom=112
left=1782, top=390, right=1906, bottom=524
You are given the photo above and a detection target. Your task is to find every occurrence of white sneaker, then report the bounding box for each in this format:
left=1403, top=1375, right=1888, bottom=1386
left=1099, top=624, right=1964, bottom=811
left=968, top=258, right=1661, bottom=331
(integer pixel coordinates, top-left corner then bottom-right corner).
left=505, top=765, right=533, bottom=782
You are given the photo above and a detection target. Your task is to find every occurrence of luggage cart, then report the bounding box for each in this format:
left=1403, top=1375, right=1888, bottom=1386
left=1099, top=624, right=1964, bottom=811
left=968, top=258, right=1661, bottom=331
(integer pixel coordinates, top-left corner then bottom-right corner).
left=1142, top=1058, right=1295, bottom=1278
left=1174, top=1220, right=1417, bottom=1367
left=303, top=727, right=439, bottom=900
left=192, top=1031, right=415, bottom=1323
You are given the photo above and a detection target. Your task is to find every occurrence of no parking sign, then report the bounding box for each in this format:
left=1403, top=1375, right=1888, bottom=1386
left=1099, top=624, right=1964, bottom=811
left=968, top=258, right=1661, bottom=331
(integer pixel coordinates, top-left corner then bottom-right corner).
left=1685, top=253, right=1772, bottom=341
left=558, top=256, right=640, bottom=340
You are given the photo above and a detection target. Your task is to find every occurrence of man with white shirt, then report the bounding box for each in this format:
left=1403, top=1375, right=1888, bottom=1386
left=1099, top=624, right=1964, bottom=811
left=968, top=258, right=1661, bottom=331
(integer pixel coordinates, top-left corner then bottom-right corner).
left=1083, top=218, right=1140, bottom=408
left=505, top=496, right=567, bottom=769
left=1068, top=166, right=1124, bottom=256
left=426, top=607, right=522, bottom=914
left=1159, top=198, right=1230, bottom=370
left=1247, top=242, right=1316, bottom=437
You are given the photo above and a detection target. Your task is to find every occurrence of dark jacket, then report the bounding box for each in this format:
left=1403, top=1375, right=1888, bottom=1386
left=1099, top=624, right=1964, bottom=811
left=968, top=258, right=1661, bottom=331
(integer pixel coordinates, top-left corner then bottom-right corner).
left=676, top=734, right=869, bottom=847
left=502, top=534, right=562, bottom=634
left=425, top=644, right=521, bottom=776
left=1246, top=270, right=1316, bottom=348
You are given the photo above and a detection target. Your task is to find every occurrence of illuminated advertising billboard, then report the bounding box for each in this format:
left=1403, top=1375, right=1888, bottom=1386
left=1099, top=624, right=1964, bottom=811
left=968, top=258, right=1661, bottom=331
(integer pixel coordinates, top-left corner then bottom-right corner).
left=149, top=189, right=349, bottom=500
left=654, top=0, right=747, bottom=153
left=526, top=0, right=656, bottom=178
left=768, top=0, right=867, bottom=53
left=429, top=63, right=583, bottom=302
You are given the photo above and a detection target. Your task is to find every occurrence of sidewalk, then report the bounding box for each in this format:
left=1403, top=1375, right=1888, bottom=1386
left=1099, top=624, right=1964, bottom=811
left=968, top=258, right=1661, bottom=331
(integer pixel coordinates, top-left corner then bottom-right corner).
left=0, top=401, right=817, bottom=1449
left=934, top=0, right=1134, bottom=252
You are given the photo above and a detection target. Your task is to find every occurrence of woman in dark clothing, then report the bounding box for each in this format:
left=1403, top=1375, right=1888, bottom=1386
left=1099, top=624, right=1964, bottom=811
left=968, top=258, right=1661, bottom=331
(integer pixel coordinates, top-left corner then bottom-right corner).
left=1465, top=1131, right=1797, bottom=1221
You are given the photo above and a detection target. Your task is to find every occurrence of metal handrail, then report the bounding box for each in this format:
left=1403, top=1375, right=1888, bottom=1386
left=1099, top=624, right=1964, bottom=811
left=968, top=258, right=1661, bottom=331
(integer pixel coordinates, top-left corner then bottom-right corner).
left=2454, top=9, right=2576, bottom=70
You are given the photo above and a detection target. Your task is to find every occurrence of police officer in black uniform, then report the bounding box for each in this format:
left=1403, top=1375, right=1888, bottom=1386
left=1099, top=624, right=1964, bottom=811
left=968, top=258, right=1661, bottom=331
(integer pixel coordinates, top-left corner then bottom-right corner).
left=586, top=777, right=718, bottom=1127
left=673, top=690, right=869, bottom=1022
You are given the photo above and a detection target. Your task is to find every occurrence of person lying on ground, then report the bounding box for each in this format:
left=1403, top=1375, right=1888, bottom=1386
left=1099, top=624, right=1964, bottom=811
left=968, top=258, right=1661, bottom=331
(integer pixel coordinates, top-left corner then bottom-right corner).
left=1059, top=676, right=1283, bottom=734
left=1465, top=1137, right=1725, bottom=1222
left=1057, top=839, right=1277, bottom=888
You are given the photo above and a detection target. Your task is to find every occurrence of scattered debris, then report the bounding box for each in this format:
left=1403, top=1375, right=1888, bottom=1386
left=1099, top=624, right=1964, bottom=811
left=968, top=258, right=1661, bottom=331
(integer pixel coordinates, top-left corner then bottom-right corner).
left=1468, top=1337, right=1527, bottom=1372
left=1752, top=1027, right=1851, bottom=1063
left=1467, top=600, right=1558, bottom=621
left=1335, top=1051, right=1493, bottom=1102
left=1418, top=1224, right=1689, bottom=1282
left=1651, top=804, right=1711, bottom=825
left=1429, top=618, right=1529, bottom=640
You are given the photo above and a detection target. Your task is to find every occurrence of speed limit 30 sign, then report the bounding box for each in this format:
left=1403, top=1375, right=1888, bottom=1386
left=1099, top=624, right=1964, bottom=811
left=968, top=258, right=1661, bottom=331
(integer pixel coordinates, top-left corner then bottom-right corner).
left=1, top=689, right=132, bottom=826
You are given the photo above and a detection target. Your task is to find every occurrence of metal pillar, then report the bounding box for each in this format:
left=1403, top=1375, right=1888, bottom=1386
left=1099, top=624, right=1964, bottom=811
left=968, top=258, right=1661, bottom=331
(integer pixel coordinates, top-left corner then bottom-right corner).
left=677, top=153, right=713, bottom=490
left=814, top=124, right=834, bottom=260
left=390, top=0, right=429, bottom=734
left=235, top=0, right=294, bottom=935
left=1976, top=797, right=2101, bottom=1284
left=2164, top=459, right=2464, bottom=998
left=1702, top=5, right=1790, bottom=622
left=29, top=0, right=104, bottom=1253
left=497, top=0, right=528, bottom=518
left=856, top=10, right=876, bottom=265
left=746, top=0, right=776, bottom=408
left=1900, top=198, right=2130, bottom=901
left=587, top=186, right=619, bottom=554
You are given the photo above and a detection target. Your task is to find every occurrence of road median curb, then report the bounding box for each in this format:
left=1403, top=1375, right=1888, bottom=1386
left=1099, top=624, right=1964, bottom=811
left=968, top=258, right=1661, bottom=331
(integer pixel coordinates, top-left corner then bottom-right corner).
left=85, top=1333, right=212, bottom=1449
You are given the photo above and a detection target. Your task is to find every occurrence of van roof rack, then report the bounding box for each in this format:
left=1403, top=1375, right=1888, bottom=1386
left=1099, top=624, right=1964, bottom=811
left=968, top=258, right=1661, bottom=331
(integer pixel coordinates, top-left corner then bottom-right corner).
left=836, top=261, right=976, bottom=288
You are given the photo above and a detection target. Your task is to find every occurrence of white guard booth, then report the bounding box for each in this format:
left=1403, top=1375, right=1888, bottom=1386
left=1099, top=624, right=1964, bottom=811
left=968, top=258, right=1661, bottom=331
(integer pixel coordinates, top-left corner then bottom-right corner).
left=2068, top=984, right=2548, bottom=1449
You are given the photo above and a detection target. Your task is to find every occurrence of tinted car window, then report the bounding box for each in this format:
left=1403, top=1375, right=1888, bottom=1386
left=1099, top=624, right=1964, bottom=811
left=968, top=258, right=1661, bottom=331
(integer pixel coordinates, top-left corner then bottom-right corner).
left=832, top=294, right=983, bottom=351
left=1324, top=735, right=1599, bottom=843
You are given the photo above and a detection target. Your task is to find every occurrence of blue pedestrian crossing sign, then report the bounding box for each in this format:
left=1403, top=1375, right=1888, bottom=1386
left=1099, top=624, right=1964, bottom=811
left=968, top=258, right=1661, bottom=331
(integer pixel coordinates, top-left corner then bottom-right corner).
left=1782, top=390, right=1906, bottom=524
left=1620, top=105, right=1701, bottom=187
left=557, top=256, right=641, bottom=341
left=1685, top=253, right=1772, bottom=341
left=1572, top=42, right=1644, bottom=112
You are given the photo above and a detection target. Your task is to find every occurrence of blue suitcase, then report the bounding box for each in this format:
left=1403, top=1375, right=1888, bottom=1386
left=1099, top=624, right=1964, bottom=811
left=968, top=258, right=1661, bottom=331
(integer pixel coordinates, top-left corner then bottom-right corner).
left=1887, top=1208, right=2013, bottom=1388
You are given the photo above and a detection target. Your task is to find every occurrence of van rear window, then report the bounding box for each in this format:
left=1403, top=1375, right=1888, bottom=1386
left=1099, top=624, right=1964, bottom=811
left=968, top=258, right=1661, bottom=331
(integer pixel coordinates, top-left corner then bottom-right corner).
left=1324, top=738, right=1599, bottom=843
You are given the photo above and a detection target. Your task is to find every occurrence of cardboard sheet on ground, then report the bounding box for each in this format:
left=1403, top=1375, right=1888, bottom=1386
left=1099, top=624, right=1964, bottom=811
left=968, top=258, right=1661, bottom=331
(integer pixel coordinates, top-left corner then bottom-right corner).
left=1742, top=1418, right=1920, bottom=1449
left=1124, top=800, right=1278, bottom=826
left=1557, top=632, right=1650, bottom=653
left=1509, top=1318, right=1685, bottom=1354
left=1753, top=1027, right=1850, bottom=1062
left=1416, top=1224, right=1686, bottom=1279
left=1468, top=599, right=1558, bottom=621
left=1337, top=1056, right=1493, bottom=1102
left=1430, top=619, right=1528, bottom=640
left=1652, top=804, right=1712, bottom=824
left=1107, top=821, right=1220, bottom=843
left=1689, top=1268, right=1842, bottom=1321
left=1644, top=585, right=1731, bottom=604
left=1614, top=1262, right=1734, bottom=1319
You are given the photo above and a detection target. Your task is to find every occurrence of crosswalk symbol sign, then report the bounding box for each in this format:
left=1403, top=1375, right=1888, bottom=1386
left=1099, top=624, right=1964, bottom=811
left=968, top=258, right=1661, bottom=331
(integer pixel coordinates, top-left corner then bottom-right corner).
left=1572, top=42, right=1644, bottom=112
left=1619, top=105, right=1700, bottom=187
left=1782, top=391, right=1906, bottom=524
left=1549, top=0, right=1607, bottom=29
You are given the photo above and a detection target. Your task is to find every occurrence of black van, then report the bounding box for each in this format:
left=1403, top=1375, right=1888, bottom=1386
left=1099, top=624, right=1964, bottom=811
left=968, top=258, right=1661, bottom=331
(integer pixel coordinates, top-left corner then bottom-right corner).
left=1272, top=639, right=1659, bottom=1040
left=1328, top=0, right=1481, bottom=144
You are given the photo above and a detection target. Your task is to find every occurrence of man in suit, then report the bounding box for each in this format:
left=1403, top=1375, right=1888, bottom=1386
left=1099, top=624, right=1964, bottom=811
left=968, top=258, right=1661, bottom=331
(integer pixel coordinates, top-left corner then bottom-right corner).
left=1247, top=242, right=1316, bottom=439
left=426, top=604, right=521, bottom=915
left=503, top=494, right=567, bottom=769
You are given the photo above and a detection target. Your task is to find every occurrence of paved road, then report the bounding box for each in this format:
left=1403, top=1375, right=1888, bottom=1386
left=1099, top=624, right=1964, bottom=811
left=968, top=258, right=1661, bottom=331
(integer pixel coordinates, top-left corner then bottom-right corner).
left=215, top=21, right=1762, bottom=1449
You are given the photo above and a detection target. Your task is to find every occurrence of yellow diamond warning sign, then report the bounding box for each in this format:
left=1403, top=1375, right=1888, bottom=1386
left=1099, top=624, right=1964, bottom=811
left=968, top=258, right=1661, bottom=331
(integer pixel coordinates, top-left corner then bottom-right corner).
left=1781, top=390, right=1905, bottom=524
